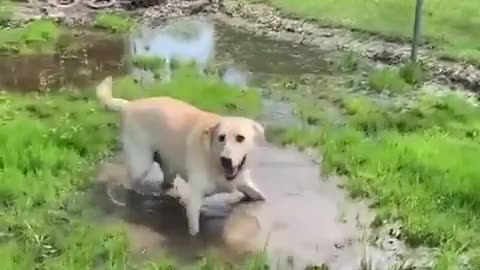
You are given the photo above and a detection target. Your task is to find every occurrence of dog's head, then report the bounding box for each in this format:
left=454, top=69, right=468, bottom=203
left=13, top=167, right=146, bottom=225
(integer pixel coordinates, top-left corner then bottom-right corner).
left=205, top=117, right=265, bottom=181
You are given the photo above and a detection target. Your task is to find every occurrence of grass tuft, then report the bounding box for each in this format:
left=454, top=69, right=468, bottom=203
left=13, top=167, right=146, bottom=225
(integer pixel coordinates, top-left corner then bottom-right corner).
left=399, top=62, right=425, bottom=85
left=338, top=50, right=361, bottom=72
left=133, top=56, right=167, bottom=72
left=93, top=12, right=136, bottom=33
left=368, top=67, right=410, bottom=94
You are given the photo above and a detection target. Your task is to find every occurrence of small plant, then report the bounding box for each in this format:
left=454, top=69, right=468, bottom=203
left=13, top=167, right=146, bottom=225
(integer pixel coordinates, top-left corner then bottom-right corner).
left=133, top=56, right=166, bottom=72
left=0, top=0, right=14, bottom=26
left=368, top=68, right=409, bottom=93
left=94, top=12, right=135, bottom=33
left=338, top=50, right=360, bottom=72
left=399, top=62, right=425, bottom=85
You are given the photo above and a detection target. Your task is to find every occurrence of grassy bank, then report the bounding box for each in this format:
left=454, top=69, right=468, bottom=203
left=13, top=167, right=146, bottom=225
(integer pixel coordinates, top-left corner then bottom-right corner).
left=0, top=12, right=133, bottom=55
left=253, top=0, right=480, bottom=63
left=93, top=12, right=136, bottom=33
left=0, top=20, right=62, bottom=54
left=271, top=85, right=480, bottom=267
left=0, top=70, right=262, bottom=269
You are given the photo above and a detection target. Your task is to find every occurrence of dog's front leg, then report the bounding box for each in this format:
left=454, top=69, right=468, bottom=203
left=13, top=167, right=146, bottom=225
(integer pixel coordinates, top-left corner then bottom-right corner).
left=186, top=190, right=202, bottom=236
left=236, top=169, right=267, bottom=201
left=184, top=173, right=211, bottom=236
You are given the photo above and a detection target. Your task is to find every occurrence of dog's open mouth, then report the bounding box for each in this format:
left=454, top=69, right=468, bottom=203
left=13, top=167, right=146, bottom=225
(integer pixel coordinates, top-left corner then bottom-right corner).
left=223, top=155, right=247, bottom=181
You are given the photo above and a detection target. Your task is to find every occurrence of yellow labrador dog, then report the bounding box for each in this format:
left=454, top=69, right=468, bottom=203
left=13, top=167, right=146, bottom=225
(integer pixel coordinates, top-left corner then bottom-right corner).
left=96, top=77, right=266, bottom=236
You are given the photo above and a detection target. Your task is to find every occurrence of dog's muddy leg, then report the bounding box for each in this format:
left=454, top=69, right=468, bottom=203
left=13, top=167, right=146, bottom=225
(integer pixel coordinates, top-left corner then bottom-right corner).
left=184, top=171, right=210, bottom=236
left=186, top=190, right=203, bottom=236
left=123, top=138, right=158, bottom=193
left=153, top=151, right=176, bottom=191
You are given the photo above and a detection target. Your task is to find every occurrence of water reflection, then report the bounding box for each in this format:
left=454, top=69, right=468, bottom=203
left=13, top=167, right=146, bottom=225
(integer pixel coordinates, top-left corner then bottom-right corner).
left=129, top=17, right=332, bottom=88
left=0, top=17, right=332, bottom=92
left=131, top=17, right=216, bottom=82
left=0, top=35, right=127, bottom=91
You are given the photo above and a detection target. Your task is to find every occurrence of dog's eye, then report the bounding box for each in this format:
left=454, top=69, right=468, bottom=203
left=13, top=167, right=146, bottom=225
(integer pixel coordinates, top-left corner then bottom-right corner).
left=218, top=134, right=225, bottom=142
left=236, top=135, right=245, bottom=143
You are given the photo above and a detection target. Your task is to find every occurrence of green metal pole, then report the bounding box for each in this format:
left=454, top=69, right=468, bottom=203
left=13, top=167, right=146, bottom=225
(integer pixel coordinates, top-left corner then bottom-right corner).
left=411, top=0, right=424, bottom=63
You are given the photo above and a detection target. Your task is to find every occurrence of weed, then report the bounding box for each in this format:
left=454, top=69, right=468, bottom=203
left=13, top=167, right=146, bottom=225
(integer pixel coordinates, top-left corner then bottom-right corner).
left=133, top=55, right=167, bottom=72
left=0, top=0, right=14, bottom=26
left=94, top=12, right=136, bottom=33
left=399, top=62, right=425, bottom=85
left=338, top=50, right=360, bottom=72
left=368, top=68, right=410, bottom=93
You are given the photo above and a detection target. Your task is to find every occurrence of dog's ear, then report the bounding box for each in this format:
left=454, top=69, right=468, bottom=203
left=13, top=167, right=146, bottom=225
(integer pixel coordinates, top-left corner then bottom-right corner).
left=203, top=122, right=221, bottom=143
left=251, top=120, right=266, bottom=143
left=203, top=122, right=220, bottom=135
left=201, top=122, right=220, bottom=150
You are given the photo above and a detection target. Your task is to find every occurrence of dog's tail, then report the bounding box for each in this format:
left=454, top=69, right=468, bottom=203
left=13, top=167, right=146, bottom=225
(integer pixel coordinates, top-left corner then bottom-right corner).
left=96, top=76, right=129, bottom=112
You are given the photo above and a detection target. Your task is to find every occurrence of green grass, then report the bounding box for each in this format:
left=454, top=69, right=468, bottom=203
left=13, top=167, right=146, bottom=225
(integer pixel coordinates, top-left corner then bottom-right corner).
left=368, top=67, right=410, bottom=94
left=0, top=20, right=62, bottom=54
left=273, top=90, right=480, bottom=268
left=337, top=50, right=361, bottom=73
left=253, top=0, right=480, bottom=64
left=399, top=62, right=425, bottom=85
left=93, top=12, right=136, bottom=33
left=0, top=0, right=14, bottom=25
left=367, top=63, right=425, bottom=93
left=0, top=69, right=262, bottom=268
left=133, top=56, right=167, bottom=72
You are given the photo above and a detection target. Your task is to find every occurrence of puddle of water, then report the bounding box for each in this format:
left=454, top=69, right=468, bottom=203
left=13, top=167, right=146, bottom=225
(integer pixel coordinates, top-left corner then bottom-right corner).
left=95, top=144, right=373, bottom=269
left=0, top=33, right=127, bottom=91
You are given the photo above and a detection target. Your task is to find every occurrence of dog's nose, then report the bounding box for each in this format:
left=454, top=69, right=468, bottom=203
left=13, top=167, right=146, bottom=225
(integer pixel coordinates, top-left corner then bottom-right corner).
left=220, top=157, right=233, bottom=170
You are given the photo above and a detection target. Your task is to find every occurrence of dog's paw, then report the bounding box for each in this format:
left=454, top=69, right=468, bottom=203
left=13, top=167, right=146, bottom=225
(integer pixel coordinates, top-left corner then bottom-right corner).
left=164, top=186, right=181, bottom=199
left=188, top=226, right=199, bottom=236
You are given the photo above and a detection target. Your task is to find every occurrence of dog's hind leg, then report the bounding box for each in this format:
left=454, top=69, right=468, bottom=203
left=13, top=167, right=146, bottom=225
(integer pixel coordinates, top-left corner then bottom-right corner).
left=123, top=136, right=161, bottom=194
left=153, top=151, right=176, bottom=191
